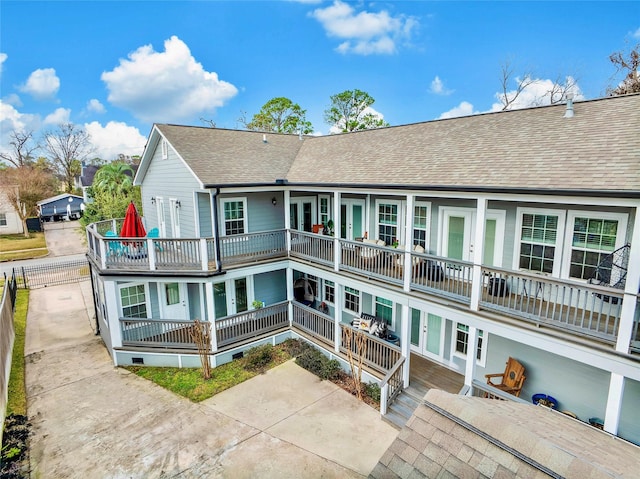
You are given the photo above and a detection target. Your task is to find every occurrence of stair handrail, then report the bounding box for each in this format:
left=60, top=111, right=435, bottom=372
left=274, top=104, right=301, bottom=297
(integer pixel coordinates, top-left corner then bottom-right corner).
left=380, top=356, right=406, bottom=415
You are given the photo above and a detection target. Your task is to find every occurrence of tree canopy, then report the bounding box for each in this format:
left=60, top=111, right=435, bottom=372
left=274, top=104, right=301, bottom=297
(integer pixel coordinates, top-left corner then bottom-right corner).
left=0, top=130, right=39, bottom=168
left=43, top=123, right=94, bottom=193
left=324, top=89, right=389, bottom=133
left=242, top=97, right=313, bottom=134
left=607, top=43, right=640, bottom=96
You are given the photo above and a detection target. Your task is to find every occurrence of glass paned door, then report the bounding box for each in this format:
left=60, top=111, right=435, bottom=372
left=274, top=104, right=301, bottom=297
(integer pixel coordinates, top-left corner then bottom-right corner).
left=162, top=282, right=187, bottom=320
left=483, top=219, right=496, bottom=266
left=341, top=200, right=365, bottom=240
left=213, top=278, right=249, bottom=318
left=447, top=216, right=467, bottom=260
left=425, top=314, right=442, bottom=358
left=234, top=278, right=248, bottom=313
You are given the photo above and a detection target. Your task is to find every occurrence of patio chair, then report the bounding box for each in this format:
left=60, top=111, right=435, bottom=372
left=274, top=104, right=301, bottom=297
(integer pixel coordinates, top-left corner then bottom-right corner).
left=105, top=230, right=124, bottom=257
left=359, top=238, right=385, bottom=270
left=587, top=243, right=630, bottom=304
left=146, top=227, right=163, bottom=252
left=485, top=357, right=526, bottom=398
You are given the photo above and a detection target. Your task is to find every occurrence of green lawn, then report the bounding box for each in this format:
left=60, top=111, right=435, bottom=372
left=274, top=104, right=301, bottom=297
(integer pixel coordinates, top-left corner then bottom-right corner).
left=0, top=233, right=48, bottom=262
left=7, top=289, right=29, bottom=415
left=125, top=343, right=293, bottom=402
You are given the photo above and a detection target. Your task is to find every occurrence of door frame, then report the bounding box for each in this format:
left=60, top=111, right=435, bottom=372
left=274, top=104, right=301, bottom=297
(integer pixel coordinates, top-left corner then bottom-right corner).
left=213, top=276, right=255, bottom=318
left=341, top=198, right=366, bottom=240
left=169, top=198, right=181, bottom=238
left=410, top=310, right=445, bottom=361
left=156, top=197, right=167, bottom=237
left=158, top=282, right=189, bottom=320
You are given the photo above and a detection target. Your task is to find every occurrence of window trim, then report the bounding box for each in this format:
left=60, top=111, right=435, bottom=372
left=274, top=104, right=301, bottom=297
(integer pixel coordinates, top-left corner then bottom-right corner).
left=220, top=197, right=248, bottom=236
left=452, top=322, right=486, bottom=367
left=118, top=282, right=149, bottom=319
left=412, top=201, right=431, bottom=250
left=375, top=198, right=402, bottom=245
left=561, top=210, right=628, bottom=281
left=318, top=195, right=331, bottom=229
left=374, top=295, right=395, bottom=331
left=323, top=279, right=335, bottom=305
left=513, top=207, right=566, bottom=277
left=344, top=286, right=361, bottom=315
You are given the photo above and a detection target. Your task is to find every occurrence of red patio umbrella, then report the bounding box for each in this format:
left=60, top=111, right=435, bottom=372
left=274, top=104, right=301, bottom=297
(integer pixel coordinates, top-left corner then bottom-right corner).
left=120, top=202, right=146, bottom=238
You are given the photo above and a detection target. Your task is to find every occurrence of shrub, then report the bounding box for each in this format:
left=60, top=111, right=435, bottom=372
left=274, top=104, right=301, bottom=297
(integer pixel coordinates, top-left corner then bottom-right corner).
left=280, top=338, right=310, bottom=358
left=296, top=347, right=341, bottom=380
left=243, top=344, right=275, bottom=372
left=364, top=382, right=381, bottom=402
left=1, top=414, right=30, bottom=479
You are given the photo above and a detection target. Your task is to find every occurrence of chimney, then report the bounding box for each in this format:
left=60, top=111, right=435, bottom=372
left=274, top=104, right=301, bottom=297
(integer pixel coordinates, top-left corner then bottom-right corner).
left=564, top=93, right=574, bottom=118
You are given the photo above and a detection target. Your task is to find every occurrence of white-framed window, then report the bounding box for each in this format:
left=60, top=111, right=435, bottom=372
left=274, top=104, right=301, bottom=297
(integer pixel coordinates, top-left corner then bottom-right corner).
left=344, top=286, right=360, bottom=314
left=319, top=195, right=330, bottom=228
left=376, top=199, right=401, bottom=245
left=563, top=211, right=628, bottom=281
left=161, top=139, right=168, bottom=159
left=323, top=280, right=335, bottom=304
left=119, top=283, right=148, bottom=318
left=374, top=296, right=394, bottom=329
left=306, top=274, right=318, bottom=300
left=514, top=208, right=565, bottom=276
left=0, top=213, right=7, bottom=226
left=413, top=201, right=431, bottom=249
left=453, top=323, right=485, bottom=366
left=221, top=198, right=247, bottom=235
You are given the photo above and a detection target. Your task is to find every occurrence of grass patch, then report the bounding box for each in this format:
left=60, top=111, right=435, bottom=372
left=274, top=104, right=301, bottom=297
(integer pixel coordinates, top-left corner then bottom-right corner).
left=7, top=289, right=29, bottom=415
left=124, top=343, right=292, bottom=402
left=0, top=233, right=48, bottom=262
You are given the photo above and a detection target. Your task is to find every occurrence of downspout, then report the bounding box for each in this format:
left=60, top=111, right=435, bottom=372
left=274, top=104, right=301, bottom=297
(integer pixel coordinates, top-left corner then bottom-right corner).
left=212, top=188, right=223, bottom=272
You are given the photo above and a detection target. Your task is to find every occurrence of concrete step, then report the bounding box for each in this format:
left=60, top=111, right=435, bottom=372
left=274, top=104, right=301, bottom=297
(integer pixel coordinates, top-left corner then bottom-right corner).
left=382, top=408, right=406, bottom=430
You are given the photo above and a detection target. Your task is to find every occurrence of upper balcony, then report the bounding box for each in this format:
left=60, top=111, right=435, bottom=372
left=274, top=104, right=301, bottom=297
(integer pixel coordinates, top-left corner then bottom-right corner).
left=86, top=220, right=640, bottom=357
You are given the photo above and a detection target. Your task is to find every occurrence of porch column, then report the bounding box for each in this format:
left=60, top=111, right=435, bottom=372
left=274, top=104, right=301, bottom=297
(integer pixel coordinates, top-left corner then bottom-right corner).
left=403, top=194, right=415, bottom=292
left=284, top=190, right=291, bottom=253
left=286, top=267, right=294, bottom=328
left=615, top=205, right=640, bottom=353
left=205, top=282, right=218, bottom=353
left=604, top=373, right=625, bottom=435
left=333, top=281, right=344, bottom=354
left=103, top=280, right=122, bottom=364
left=464, top=326, right=479, bottom=390
left=333, top=191, right=341, bottom=272
left=470, top=197, right=488, bottom=311
left=400, top=303, right=411, bottom=387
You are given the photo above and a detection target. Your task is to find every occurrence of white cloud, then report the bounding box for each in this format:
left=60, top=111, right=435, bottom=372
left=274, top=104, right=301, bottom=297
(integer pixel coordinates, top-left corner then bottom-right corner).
left=430, top=76, right=453, bottom=96
left=3, top=93, right=22, bottom=107
left=20, top=68, right=60, bottom=100
left=632, top=27, right=640, bottom=39
left=310, top=0, right=416, bottom=55
left=438, top=101, right=477, bottom=119
left=86, top=99, right=106, bottom=114
left=44, top=107, right=71, bottom=125
left=85, top=121, right=147, bottom=161
left=0, top=53, right=7, bottom=76
left=0, top=101, right=41, bottom=160
left=489, top=76, right=584, bottom=112
left=101, top=36, right=238, bottom=123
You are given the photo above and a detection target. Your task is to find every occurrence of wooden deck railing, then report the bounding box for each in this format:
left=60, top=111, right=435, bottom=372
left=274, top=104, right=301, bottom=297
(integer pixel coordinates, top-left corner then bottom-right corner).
left=215, top=301, right=289, bottom=348
left=339, top=239, right=405, bottom=286
left=291, top=302, right=335, bottom=347
left=289, top=231, right=334, bottom=266
left=410, top=254, right=474, bottom=303
left=379, top=356, right=405, bottom=415
left=220, top=229, right=287, bottom=266
left=120, top=318, right=196, bottom=348
left=480, top=266, right=624, bottom=344
left=467, top=379, right=531, bottom=404
left=339, top=323, right=402, bottom=375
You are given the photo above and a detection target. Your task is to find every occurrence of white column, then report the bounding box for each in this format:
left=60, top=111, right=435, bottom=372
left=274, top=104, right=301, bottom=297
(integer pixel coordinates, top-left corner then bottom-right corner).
left=470, top=197, right=488, bottom=311
left=400, top=303, right=411, bottom=387
left=464, top=326, right=479, bottom=389
left=333, top=191, right=341, bottom=272
left=284, top=190, right=291, bottom=252
left=286, top=267, right=294, bottom=328
left=604, top=373, right=625, bottom=435
left=334, top=281, right=344, bottom=353
left=615, top=205, right=640, bottom=353
left=403, top=194, right=415, bottom=292
left=205, top=282, right=218, bottom=352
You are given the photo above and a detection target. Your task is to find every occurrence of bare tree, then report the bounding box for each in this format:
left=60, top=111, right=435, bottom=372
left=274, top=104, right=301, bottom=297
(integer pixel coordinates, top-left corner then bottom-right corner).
left=0, top=130, right=39, bottom=168
left=43, top=123, right=94, bottom=193
left=200, top=117, right=216, bottom=128
left=607, top=43, right=640, bottom=96
left=498, top=61, right=538, bottom=110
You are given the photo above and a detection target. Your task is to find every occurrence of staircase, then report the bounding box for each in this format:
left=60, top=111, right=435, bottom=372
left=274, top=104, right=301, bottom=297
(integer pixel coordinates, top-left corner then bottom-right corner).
left=383, top=381, right=430, bottom=429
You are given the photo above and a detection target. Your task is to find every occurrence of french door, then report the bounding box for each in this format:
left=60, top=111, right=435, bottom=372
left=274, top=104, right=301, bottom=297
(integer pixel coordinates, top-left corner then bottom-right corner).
left=410, top=309, right=444, bottom=361
left=213, top=277, right=251, bottom=318
left=340, top=199, right=365, bottom=240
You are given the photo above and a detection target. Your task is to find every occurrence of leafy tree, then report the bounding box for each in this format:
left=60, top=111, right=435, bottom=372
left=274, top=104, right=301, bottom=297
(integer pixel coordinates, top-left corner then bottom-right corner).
left=241, top=97, right=313, bottom=134
left=92, top=161, right=134, bottom=195
left=0, top=166, right=57, bottom=237
left=0, top=130, right=39, bottom=168
left=324, top=89, right=389, bottom=133
left=43, top=123, right=94, bottom=193
left=607, top=43, right=640, bottom=96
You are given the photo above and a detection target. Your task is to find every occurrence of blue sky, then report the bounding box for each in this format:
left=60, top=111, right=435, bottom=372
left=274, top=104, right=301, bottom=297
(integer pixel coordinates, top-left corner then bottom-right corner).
left=1, top=1, right=638, bottom=161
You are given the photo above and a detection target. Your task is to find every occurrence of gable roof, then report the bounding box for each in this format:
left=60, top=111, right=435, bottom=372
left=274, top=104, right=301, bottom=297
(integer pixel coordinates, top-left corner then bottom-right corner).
left=37, top=193, right=84, bottom=206
left=79, top=165, right=100, bottom=187
left=151, top=125, right=305, bottom=187
left=288, top=94, right=640, bottom=195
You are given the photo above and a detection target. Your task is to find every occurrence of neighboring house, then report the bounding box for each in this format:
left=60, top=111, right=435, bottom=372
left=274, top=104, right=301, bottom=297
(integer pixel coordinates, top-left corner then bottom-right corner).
left=38, top=193, right=85, bottom=222
left=0, top=185, right=24, bottom=235
left=85, top=94, right=640, bottom=446
left=76, top=163, right=100, bottom=203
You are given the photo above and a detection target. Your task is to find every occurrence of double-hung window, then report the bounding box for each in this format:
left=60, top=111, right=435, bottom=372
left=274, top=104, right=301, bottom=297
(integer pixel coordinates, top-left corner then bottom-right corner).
left=374, top=296, right=394, bottom=329
left=323, top=280, right=335, bottom=304
left=453, top=323, right=485, bottom=365
left=0, top=213, right=7, bottom=227
left=119, top=284, right=148, bottom=318
left=565, top=211, right=627, bottom=281
left=516, top=209, right=564, bottom=275
left=376, top=200, right=400, bottom=245
left=413, top=202, right=430, bottom=249
left=319, top=196, right=330, bottom=229
left=222, top=198, right=247, bottom=235
left=344, top=287, right=360, bottom=314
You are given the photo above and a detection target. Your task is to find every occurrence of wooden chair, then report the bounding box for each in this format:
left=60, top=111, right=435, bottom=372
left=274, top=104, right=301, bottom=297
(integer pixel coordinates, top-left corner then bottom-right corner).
left=485, top=357, right=526, bottom=397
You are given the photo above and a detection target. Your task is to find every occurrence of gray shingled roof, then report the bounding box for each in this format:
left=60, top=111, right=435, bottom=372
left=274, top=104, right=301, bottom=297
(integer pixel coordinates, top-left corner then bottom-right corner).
left=156, top=94, right=640, bottom=194
left=289, top=94, right=640, bottom=193
left=155, top=125, right=304, bottom=186
left=371, top=389, right=639, bottom=479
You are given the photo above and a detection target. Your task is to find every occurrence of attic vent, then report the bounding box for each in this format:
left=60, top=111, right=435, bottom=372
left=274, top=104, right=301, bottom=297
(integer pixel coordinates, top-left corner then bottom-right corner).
left=564, top=93, right=574, bottom=118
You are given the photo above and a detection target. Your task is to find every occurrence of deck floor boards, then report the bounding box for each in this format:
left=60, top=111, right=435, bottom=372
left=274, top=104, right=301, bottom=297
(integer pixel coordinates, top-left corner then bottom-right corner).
left=409, top=353, right=464, bottom=394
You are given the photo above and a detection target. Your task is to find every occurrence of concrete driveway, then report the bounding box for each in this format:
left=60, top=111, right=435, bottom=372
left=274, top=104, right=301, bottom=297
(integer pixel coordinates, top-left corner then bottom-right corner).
left=26, top=281, right=398, bottom=478
left=42, top=220, right=86, bottom=257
